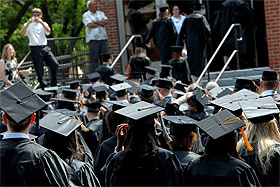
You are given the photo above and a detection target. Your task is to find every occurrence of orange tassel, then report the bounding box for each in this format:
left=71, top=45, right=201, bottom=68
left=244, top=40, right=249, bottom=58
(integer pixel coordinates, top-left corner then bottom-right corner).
left=240, top=127, right=253, bottom=151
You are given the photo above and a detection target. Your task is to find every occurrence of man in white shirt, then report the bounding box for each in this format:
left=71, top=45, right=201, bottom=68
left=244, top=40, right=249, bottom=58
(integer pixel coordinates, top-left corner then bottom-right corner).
left=83, top=0, right=108, bottom=73
left=20, top=8, right=58, bottom=89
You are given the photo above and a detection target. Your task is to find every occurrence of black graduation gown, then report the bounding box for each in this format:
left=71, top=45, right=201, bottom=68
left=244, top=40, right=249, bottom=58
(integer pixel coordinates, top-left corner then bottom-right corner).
left=213, top=0, right=254, bottom=56
left=156, top=96, right=176, bottom=108
left=239, top=143, right=280, bottom=186
left=103, top=147, right=184, bottom=186
left=172, top=150, right=200, bottom=170
left=69, top=159, right=100, bottom=187
left=94, top=64, right=115, bottom=86
left=145, top=18, right=176, bottom=64
left=94, top=135, right=118, bottom=184
left=168, top=58, right=192, bottom=84
left=186, top=155, right=261, bottom=186
left=0, top=138, right=81, bottom=186
left=80, top=119, right=103, bottom=156
left=179, top=12, right=211, bottom=76
left=130, top=57, right=151, bottom=75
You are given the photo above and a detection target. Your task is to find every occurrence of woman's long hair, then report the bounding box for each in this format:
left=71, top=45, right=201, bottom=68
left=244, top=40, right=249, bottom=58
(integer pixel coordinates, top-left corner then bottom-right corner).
left=237, top=118, right=280, bottom=175
left=113, top=115, right=158, bottom=181
left=2, top=43, right=16, bottom=60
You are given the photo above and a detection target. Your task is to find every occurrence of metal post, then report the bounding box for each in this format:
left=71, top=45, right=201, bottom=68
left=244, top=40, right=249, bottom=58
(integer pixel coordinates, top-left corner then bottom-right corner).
left=234, top=26, right=240, bottom=69
left=69, top=39, right=75, bottom=79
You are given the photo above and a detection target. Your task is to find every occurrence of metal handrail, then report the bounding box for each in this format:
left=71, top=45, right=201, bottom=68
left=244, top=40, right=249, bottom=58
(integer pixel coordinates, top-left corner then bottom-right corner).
left=17, top=51, right=31, bottom=68
left=196, top=23, right=243, bottom=84
left=214, top=50, right=237, bottom=83
left=110, top=35, right=143, bottom=68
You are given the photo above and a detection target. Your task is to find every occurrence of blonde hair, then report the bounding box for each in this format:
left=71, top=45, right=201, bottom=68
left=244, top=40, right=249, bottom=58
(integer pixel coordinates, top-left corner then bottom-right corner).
left=134, top=47, right=146, bottom=58
left=32, top=8, right=42, bottom=14
left=237, top=118, right=280, bottom=175
left=2, top=44, right=16, bottom=60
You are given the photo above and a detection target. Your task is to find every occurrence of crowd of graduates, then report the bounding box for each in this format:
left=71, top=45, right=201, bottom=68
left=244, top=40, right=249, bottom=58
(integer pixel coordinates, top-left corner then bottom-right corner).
left=0, top=49, right=279, bottom=186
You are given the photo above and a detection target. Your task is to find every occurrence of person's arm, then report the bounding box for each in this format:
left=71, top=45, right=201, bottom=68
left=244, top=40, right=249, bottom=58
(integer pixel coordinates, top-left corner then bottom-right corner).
left=95, top=19, right=108, bottom=26
left=0, top=59, right=13, bottom=86
left=20, top=18, right=33, bottom=35
left=37, top=18, right=51, bottom=33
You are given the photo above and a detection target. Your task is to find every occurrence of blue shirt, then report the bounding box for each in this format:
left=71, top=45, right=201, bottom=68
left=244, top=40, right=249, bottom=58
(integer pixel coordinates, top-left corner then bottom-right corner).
left=3, top=133, right=30, bottom=140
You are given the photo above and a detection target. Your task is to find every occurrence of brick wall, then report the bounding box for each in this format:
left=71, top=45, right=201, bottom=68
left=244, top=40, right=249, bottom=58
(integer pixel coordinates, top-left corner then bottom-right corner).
left=264, top=0, right=280, bottom=72
left=98, top=0, right=122, bottom=72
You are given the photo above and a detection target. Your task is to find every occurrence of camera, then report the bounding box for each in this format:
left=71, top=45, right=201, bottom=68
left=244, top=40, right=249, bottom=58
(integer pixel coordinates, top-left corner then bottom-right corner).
left=34, top=18, right=38, bottom=22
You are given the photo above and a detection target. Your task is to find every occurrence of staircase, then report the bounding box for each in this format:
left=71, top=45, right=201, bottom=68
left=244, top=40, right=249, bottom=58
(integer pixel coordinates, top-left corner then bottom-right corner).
left=202, top=67, right=270, bottom=88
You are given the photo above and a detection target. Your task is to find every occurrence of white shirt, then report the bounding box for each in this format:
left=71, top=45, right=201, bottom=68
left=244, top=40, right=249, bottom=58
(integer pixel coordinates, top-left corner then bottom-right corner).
left=3, top=133, right=30, bottom=140
left=262, top=90, right=275, bottom=97
left=24, top=21, right=50, bottom=46
left=82, top=10, right=108, bottom=43
left=171, top=15, right=186, bottom=34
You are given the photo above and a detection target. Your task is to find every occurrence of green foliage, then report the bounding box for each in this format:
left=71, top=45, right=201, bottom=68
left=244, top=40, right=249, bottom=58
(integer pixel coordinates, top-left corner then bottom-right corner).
left=0, top=0, right=87, bottom=61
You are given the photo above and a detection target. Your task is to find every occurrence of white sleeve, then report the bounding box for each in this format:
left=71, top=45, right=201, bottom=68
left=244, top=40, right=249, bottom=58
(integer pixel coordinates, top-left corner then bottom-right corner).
left=83, top=12, right=95, bottom=26
left=43, top=21, right=51, bottom=36
left=23, top=22, right=29, bottom=36
left=102, top=12, right=108, bottom=20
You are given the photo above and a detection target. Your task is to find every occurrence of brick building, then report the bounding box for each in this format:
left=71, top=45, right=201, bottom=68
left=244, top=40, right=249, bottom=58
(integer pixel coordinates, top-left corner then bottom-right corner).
left=101, top=0, right=279, bottom=73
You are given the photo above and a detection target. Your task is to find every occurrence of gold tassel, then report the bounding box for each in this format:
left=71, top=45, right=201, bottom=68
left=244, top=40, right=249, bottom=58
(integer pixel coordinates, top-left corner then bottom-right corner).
left=240, top=127, right=253, bottom=151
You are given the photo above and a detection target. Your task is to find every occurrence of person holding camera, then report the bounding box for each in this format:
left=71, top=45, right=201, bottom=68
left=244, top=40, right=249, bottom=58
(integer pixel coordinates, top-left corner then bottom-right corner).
left=20, top=8, right=59, bottom=89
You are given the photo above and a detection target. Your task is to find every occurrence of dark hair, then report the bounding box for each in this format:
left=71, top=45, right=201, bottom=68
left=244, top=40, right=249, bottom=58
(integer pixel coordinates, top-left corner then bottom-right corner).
left=6, top=113, right=32, bottom=132
left=43, top=130, right=84, bottom=161
left=187, top=98, right=204, bottom=112
left=200, top=131, right=244, bottom=162
left=105, top=111, right=128, bottom=134
left=262, top=80, right=278, bottom=90
left=168, top=132, right=196, bottom=150
left=139, top=95, right=154, bottom=103
left=111, top=116, right=158, bottom=185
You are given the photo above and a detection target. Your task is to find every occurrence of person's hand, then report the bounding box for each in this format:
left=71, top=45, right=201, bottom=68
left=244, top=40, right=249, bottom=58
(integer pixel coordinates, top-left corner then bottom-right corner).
left=115, top=124, right=128, bottom=152
left=275, top=97, right=280, bottom=102
left=100, top=106, right=107, bottom=114
left=184, top=91, right=194, bottom=100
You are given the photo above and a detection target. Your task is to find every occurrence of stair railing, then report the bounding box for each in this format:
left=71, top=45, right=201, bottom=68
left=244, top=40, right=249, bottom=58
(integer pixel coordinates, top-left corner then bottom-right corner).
left=196, top=23, right=243, bottom=84
left=110, top=35, right=143, bottom=68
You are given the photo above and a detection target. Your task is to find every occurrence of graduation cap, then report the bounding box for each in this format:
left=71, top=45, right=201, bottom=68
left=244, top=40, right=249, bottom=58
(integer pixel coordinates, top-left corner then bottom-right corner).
left=87, top=72, right=100, bottom=82
left=171, top=46, right=184, bottom=52
left=145, top=66, right=157, bottom=75
left=0, top=82, right=47, bottom=123
left=40, top=111, right=82, bottom=136
left=208, top=86, right=223, bottom=98
left=110, top=73, right=128, bottom=84
left=92, top=84, right=109, bottom=101
left=62, top=89, right=77, bottom=99
left=174, top=82, right=188, bottom=92
left=192, top=2, right=203, bottom=11
left=41, top=108, right=83, bottom=117
left=115, top=101, right=164, bottom=120
left=155, top=78, right=173, bottom=89
left=33, top=89, right=53, bottom=102
left=189, top=87, right=209, bottom=108
left=105, top=100, right=130, bottom=111
left=210, top=89, right=260, bottom=116
left=110, top=82, right=132, bottom=97
left=262, top=70, right=278, bottom=80
left=160, top=64, right=172, bottom=78
left=100, top=53, right=111, bottom=62
left=44, top=86, right=59, bottom=95
left=239, top=97, right=279, bottom=124
left=51, top=98, right=79, bottom=111
left=150, top=77, right=160, bottom=86
left=196, top=110, right=245, bottom=139
left=138, top=84, right=157, bottom=98
left=66, top=80, right=81, bottom=89
left=216, top=88, right=233, bottom=98
left=235, top=78, right=259, bottom=90
left=163, top=115, right=198, bottom=136
left=125, top=80, right=139, bottom=94
left=157, top=4, right=169, bottom=12
left=84, top=102, right=101, bottom=113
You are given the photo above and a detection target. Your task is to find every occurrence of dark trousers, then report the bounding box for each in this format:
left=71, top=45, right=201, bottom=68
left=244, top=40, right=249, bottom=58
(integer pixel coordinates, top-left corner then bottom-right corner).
left=30, top=46, right=59, bottom=88
left=88, top=40, right=107, bottom=73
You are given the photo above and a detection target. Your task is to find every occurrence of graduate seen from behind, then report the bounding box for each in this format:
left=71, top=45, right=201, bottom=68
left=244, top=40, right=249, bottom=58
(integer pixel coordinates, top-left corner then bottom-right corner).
left=0, top=82, right=81, bottom=186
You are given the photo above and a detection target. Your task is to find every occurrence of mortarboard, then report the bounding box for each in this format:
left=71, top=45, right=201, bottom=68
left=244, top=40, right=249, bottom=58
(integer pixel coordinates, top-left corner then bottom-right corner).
left=160, top=64, right=172, bottom=75
left=0, top=82, right=47, bottom=123
left=105, top=100, right=130, bottom=111
left=239, top=97, right=279, bottom=123
left=110, top=82, right=132, bottom=97
left=171, top=46, right=184, bottom=52
left=125, top=80, right=139, bottom=94
left=216, top=88, right=233, bottom=98
left=145, top=66, right=157, bottom=75
left=44, top=86, right=60, bottom=95
left=115, top=101, right=164, bottom=120
left=189, top=87, right=209, bottom=108
left=66, top=80, right=81, bottom=89
left=138, top=84, right=157, bottom=98
left=210, top=89, right=260, bottom=116
left=157, top=4, right=169, bottom=12
left=192, top=2, right=203, bottom=10
left=155, top=78, right=173, bottom=89
left=33, top=89, right=53, bottom=102
left=62, top=88, right=77, bottom=99
left=208, top=86, right=223, bottom=98
left=40, top=111, right=82, bottom=136
left=92, top=84, right=109, bottom=101
left=87, top=72, right=101, bottom=82
left=110, top=73, right=128, bottom=84
left=163, top=115, right=198, bottom=136
left=41, top=108, right=83, bottom=117
left=51, top=98, right=79, bottom=111
left=84, top=102, right=101, bottom=113
left=196, top=110, right=245, bottom=139
left=174, top=82, right=188, bottom=92
left=235, top=78, right=260, bottom=90
left=150, top=77, right=160, bottom=86
left=262, top=70, right=278, bottom=80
